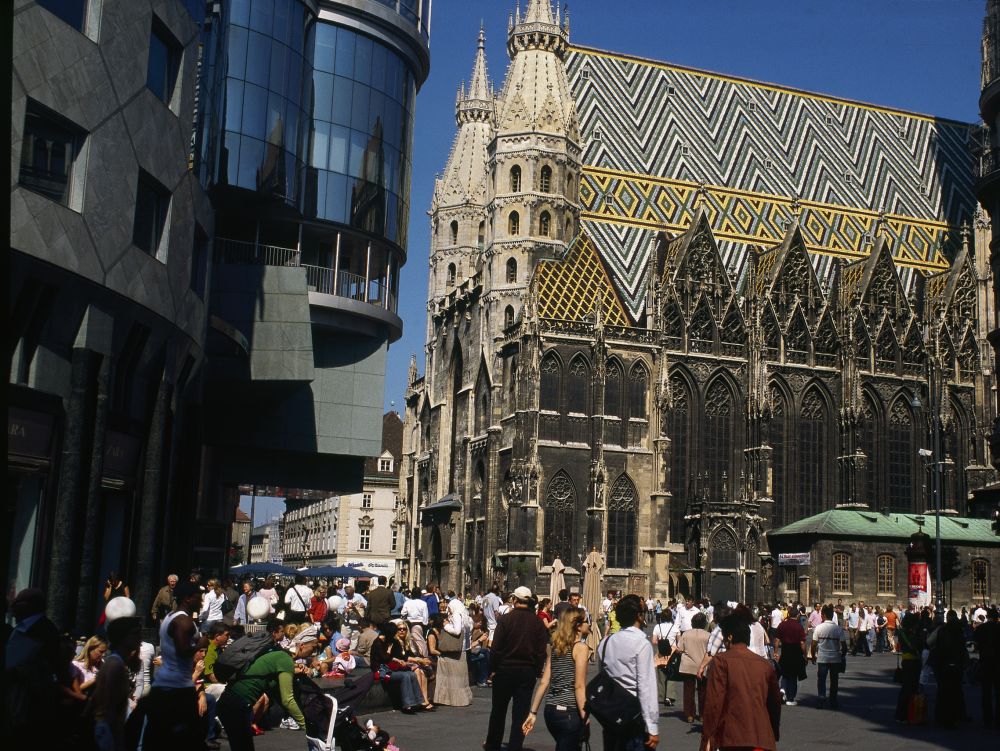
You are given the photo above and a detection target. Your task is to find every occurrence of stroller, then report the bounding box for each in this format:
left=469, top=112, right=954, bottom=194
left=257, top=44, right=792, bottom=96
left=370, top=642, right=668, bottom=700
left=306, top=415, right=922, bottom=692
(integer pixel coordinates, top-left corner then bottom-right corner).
left=295, top=672, right=385, bottom=751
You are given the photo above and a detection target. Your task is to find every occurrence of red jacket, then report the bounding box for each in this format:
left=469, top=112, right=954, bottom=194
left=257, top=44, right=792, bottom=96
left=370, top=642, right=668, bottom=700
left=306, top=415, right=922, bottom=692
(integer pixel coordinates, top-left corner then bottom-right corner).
left=701, top=643, right=782, bottom=751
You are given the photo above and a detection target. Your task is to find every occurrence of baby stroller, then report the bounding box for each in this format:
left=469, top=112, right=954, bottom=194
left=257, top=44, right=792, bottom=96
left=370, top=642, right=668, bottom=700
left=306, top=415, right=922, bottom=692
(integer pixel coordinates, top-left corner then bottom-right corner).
left=296, top=672, right=381, bottom=751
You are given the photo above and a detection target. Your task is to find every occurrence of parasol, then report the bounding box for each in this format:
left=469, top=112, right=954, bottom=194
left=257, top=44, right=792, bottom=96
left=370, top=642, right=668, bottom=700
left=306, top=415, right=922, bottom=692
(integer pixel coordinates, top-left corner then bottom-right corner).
left=582, top=548, right=605, bottom=650
left=548, top=557, right=566, bottom=605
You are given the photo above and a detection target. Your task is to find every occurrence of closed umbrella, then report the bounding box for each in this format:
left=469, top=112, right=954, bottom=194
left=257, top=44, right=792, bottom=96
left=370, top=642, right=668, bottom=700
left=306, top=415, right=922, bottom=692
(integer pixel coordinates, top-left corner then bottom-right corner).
left=549, top=557, right=566, bottom=605
left=582, top=548, right=605, bottom=649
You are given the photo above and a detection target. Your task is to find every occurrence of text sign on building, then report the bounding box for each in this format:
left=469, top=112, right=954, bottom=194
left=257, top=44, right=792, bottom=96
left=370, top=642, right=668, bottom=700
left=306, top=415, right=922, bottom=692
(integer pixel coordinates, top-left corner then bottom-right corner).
left=777, top=553, right=811, bottom=566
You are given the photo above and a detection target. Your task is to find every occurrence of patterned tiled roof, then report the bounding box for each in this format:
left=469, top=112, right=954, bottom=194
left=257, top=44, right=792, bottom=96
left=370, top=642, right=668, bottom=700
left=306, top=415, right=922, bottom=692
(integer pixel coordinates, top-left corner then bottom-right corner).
left=534, top=231, right=628, bottom=326
left=769, top=509, right=1000, bottom=545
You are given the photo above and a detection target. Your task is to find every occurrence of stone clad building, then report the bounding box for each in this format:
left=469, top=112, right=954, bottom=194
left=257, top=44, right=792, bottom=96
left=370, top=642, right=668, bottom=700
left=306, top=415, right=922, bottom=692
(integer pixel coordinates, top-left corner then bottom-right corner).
left=399, top=0, right=997, bottom=602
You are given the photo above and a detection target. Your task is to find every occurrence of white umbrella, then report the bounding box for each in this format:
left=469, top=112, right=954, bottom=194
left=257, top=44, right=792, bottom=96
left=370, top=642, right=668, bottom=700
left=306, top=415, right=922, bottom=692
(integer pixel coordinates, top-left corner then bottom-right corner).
left=549, top=558, right=566, bottom=605
left=582, top=548, right=605, bottom=650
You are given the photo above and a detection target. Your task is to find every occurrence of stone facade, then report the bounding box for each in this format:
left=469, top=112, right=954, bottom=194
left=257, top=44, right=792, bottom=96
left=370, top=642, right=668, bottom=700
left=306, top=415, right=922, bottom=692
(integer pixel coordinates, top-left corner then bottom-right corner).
left=399, top=1, right=998, bottom=601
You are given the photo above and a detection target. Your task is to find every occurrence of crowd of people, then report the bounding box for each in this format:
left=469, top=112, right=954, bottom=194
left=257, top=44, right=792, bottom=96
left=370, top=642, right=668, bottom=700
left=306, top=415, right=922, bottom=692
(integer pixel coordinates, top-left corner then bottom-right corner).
left=4, top=569, right=998, bottom=751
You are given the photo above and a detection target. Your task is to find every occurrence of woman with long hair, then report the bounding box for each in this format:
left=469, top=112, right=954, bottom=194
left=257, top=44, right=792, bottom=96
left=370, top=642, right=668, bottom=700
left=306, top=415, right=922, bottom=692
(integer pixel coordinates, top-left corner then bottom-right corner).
left=370, top=621, right=434, bottom=713
left=72, top=636, right=107, bottom=693
left=200, top=578, right=225, bottom=626
left=522, top=607, right=591, bottom=750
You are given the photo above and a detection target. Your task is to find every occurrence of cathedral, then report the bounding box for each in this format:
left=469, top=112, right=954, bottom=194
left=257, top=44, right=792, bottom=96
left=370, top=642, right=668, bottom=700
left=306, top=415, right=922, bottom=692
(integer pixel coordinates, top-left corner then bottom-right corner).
left=398, top=0, right=998, bottom=604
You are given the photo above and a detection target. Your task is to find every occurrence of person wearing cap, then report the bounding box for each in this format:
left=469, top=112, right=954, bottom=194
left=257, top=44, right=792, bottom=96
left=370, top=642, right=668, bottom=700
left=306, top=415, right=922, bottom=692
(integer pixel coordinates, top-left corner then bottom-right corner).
left=483, top=586, right=550, bottom=751
left=217, top=617, right=312, bottom=750
left=90, top=615, right=142, bottom=751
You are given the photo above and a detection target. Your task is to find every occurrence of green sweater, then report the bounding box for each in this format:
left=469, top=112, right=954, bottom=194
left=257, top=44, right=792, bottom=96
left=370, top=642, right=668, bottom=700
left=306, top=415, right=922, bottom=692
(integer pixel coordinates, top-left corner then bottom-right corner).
left=224, top=650, right=306, bottom=728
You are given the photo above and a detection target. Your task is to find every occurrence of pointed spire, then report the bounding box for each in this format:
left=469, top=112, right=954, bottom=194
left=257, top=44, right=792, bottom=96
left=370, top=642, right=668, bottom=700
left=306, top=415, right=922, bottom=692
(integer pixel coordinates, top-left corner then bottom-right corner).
left=466, top=24, right=491, bottom=102
left=524, top=0, right=554, bottom=23
left=408, top=354, right=418, bottom=385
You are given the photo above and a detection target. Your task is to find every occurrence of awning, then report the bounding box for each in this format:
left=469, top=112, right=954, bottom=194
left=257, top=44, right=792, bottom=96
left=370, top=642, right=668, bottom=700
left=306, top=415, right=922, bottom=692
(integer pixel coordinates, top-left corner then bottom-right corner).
left=419, top=493, right=462, bottom=514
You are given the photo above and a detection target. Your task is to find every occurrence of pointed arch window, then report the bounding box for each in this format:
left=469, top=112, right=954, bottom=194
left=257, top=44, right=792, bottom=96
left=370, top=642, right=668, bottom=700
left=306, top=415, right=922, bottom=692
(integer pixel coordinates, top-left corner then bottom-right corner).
left=540, top=353, right=562, bottom=412
left=703, top=380, right=734, bottom=500
left=888, top=398, right=915, bottom=512
left=506, top=257, right=517, bottom=283
left=509, top=165, right=521, bottom=193
left=478, top=221, right=485, bottom=250
left=446, top=263, right=456, bottom=286
left=567, top=355, right=590, bottom=414
left=474, top=370, right=491, bottom=435
left=604, top=360, right=624, bottom=445
left=543, top=471, right=576, bottom=564
left=945, top=407, right=967, bottom=511
left=628, top=362, right=648, bottom=421
left=607, top=474, right=638, bottom=568
left=539, top=165, right=552, bottom=193
left=504, top=305, right=515, bottom=328
left=798, top=389, right=828, bottom=518
left=768, top=385, right=787, bottom=526
left=668, top=373, right=691, bottom=543
left=539, top=211, right=551, bottom=237
left=450, top=220, right=458, bottom=245
left=859, top=395, right=879, bottom=506
left=508, top=211, right=520, bottom=236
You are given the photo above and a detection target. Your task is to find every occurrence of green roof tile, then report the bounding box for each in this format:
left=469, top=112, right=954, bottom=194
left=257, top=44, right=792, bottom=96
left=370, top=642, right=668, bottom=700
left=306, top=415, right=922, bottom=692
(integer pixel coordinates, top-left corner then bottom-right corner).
left=768, top=509, right=1000, bottom=546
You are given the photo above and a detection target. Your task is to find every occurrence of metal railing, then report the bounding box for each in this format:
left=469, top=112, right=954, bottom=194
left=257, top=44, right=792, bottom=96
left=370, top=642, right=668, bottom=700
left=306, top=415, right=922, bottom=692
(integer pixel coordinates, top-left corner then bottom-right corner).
left=215, top=237, right=300, bottom=267
left=978, top=146, right=1000, bottom=179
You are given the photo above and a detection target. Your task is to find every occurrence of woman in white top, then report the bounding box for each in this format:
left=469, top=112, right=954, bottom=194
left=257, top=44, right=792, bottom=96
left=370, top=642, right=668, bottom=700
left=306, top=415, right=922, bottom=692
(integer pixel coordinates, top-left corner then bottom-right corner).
left=72, top=636, right=107, bottom=692
left=651, top=610, right=679, bottom=706
left=749, top=618, right=770, bottom=658
left=200, top=578, right=225, bottom=625
left=256, top=577, right=279, bottom=613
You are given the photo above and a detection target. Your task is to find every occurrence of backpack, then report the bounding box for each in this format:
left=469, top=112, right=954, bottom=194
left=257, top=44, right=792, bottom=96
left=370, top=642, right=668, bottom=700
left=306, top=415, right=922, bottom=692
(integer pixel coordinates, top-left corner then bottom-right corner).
left=213, top=631, right=278, bottom=683
left=585, top=635, right=644, bottom=733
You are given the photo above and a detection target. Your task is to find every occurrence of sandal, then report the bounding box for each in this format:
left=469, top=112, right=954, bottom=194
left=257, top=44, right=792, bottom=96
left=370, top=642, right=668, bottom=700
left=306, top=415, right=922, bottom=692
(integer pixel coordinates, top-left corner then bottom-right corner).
left=422, top=703, right=436, bottom=712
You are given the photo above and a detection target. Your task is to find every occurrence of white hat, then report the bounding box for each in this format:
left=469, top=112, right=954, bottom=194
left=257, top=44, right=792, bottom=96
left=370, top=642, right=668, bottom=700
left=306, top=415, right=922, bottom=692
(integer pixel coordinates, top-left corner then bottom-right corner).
left=512, top=586, right=533, bottom=601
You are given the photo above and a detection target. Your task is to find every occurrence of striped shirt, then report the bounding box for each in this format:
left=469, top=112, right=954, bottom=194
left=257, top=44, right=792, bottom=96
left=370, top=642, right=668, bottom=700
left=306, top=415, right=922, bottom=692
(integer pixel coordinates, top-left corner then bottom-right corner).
left=546, top=650, right=577, bottom=709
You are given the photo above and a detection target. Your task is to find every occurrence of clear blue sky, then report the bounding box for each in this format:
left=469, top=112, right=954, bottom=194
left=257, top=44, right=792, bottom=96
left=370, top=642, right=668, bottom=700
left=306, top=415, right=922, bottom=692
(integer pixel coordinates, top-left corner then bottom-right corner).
left=384, top=0, right=984, bottom=412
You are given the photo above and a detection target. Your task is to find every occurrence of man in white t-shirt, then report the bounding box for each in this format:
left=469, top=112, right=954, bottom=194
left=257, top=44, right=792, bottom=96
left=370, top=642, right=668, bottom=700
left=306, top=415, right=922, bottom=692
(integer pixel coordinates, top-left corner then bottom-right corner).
left=675, top=597, right=695, bottom=632
left=811, top=604, right=848, bottom=708
left=769, top=604, right=784, bottom=639
left=283, top=575, right=314, bottom=624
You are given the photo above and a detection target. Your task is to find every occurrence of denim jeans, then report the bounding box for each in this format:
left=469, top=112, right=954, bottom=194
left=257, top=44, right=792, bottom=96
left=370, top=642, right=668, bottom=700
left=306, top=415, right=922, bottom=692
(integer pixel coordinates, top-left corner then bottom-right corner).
left=543, top=704, right=584, bottom=751
left=484, top=666, right=536, bottom=751
left=817, top=662, right=840, bottom=701
left=468, top=648, right=491, bottom=684
left=602, top=726, right=648, bottom=751
left=780, top=674, right=798, bottom=702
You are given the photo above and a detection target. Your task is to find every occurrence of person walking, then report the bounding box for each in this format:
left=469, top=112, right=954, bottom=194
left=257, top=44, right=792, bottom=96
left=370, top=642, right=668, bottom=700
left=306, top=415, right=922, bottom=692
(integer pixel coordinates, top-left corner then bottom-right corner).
left=651, top=610, right=678, bottom=707
left=597, top=594, right=659, bottom=750
left=282, top=575, right=313, bottom=625
left=929, top=610, right=969, bottom=727
left=894, top=612, right=924, bottom=722
left=851, top=604, right=872, bottom=657
left=811, top=604, right=848, bottom=709
left=149, top=574, right=178, bottom=627
left=972, top=606, right=1000, bottom=728
left=482, top=585, right=503, bottom=645
left=701, top=614, right=782, bottom=751
left=774, top=607, right=807, bottom=706
left=200, top=578, right=226, bottom=627
left=232, top=581, right=254, bottom=625
left=671, top=611, right=710, bottom=723
left=401, top=586, right=430, bottom=657
left=483, top=586, right=550, bottom=751
left=522, top=607, right=591, bottom=751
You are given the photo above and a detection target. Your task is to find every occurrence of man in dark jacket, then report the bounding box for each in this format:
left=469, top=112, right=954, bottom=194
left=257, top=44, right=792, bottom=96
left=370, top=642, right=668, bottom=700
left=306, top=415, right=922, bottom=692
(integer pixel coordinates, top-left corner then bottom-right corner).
left=973, top=607, right=1000, bottom=728
left=365, top=576, right=395, bottom=627
left=483, top=586, right=549, bottom=751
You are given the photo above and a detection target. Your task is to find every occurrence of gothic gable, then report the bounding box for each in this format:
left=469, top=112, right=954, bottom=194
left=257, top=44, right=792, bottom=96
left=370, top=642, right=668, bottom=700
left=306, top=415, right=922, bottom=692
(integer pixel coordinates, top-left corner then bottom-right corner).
left=763, top=225, right=825, bottom=314
left=668, top=212, right=732, bottom=294
left=859, top=238, right=910, bottom=322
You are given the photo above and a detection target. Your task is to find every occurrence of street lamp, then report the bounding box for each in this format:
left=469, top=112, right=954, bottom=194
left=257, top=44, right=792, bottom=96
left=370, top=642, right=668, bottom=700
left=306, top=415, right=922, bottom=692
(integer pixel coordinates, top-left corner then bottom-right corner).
left=914, top=350, right=945, bottom=624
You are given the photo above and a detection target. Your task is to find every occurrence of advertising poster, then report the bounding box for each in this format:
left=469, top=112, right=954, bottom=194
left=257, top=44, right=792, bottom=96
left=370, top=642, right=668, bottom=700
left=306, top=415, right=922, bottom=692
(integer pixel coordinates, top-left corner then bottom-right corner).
left=908, top=561, right=931, bottom=608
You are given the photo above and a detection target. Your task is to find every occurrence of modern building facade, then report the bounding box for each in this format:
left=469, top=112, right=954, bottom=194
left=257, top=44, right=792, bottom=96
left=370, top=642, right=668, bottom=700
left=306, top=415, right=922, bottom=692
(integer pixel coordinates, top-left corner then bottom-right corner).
left=194, top=0, right=430, bottom=491
left=283, top=495, right=340, bottom=567
left=9, top=0, right=215, bottom=632
left=399, top=0, right=997, bottom=601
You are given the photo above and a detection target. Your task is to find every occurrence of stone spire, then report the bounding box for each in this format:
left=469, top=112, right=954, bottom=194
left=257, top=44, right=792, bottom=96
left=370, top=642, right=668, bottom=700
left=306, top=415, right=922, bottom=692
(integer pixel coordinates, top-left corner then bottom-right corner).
left=524, top=0, right=555, bottom=24
left=459, top=24, right=492, bottom=123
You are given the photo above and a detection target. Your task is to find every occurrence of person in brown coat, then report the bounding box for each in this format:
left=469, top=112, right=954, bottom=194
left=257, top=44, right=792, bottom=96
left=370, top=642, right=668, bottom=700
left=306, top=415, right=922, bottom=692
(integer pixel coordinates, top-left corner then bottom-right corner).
left=701, top=614, right=781, bottom=751
left=365, top=576, right=396, bottom=627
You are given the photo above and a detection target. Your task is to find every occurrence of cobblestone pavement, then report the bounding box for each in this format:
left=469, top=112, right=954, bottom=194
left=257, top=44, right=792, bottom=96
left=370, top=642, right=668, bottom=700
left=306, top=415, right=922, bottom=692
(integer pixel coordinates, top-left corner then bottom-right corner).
left=238, top=653, right=995, bottom=751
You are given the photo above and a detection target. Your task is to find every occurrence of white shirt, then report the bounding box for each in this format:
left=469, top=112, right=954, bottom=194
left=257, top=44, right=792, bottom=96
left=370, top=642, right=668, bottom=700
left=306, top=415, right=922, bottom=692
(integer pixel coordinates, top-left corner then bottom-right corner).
left=599, top=627, right=659, bottom=736
left=864, top=610, right=877, bottom=630
left=284, top=584, right=314, bottom=613
left=200, top=590, right=225, bottom=622
left=749, top=622, right=769, bottom=658
left=770, top=608, right=783, bottom=629
left=675, top=604, right=694, bottom=632
left=601, top=597, right=613, bottom=615
left=401, top=597, right=429, bottom=625
left=652, top=622, right=678, bottom=649
left=812, top=620, right=847, bottom=664
left=482, top=592, right=502, bottom=628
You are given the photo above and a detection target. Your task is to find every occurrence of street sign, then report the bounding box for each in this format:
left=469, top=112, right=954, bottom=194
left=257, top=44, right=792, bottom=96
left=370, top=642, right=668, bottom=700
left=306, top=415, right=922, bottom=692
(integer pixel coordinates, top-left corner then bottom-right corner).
left=777, top=553, right=811, bottom=566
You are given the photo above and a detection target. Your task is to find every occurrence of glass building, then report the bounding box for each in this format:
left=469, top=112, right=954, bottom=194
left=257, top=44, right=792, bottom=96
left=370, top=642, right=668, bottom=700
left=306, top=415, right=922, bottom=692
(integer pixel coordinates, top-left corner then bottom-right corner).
left=197, top=0, right=430, bottom=490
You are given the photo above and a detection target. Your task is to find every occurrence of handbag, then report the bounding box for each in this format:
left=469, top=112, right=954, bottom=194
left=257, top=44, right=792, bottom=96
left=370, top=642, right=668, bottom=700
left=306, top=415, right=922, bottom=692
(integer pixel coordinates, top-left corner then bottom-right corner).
left=663, top=652, right=682, bottom=681
left=437, top=628, right=464, bottom=654
left=585, top=635, right=644, bottom=732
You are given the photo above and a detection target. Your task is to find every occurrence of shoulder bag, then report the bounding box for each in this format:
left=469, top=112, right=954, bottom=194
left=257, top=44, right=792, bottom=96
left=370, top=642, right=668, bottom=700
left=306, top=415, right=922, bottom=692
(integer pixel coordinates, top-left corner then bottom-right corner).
left=585, top=635, right=644, bottom=732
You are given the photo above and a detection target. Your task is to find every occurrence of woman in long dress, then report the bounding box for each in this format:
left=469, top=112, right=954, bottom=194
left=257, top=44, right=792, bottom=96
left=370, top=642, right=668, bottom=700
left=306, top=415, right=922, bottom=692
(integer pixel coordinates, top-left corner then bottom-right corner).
left=433, top=598, right=473, bottom=706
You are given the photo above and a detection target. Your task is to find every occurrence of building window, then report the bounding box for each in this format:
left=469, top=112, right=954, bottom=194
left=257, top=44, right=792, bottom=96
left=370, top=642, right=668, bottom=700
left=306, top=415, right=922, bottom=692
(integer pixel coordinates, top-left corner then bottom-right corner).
left=769, top=385, right=787, bottom=526
left=446, top=263, right=456, bottom=286
left=797, top=390, right=827, bottom=518
left=478, top=221, right=485, bottom=250
left=133, top=172, right=170, bottom=255
left=359, top=528, right=371, bottom=551
left=362, top=493, right=372, bottom=509
left=191, top=227, right=209, bottom=299
left=391, top=527, right=398, bottom=552
left=703, top=379, right=734, bottom=501
left=508, top=211, right=520, bottom=235
left=538, top=211, right=551, bottom=237
left=504, top=305, right=515, bottom=328
left=510, top=165, right=521, bottom=192
left=37, top=0, right=86, bottom=30
left=668, top=374, right=690, bottom=542
left=859, top=396, right=878, bottom=506
left=566, top=355, right=590, bottom=414
left=833, top=552, right=851, bottom=593
left=147, top=17, right=181, bottom=104
left=539, top=165, right=552, bottom=193
left=19, top=101, right=85, bottom=205
left=506, top=257, right=517, bottom=283
left=607, top=474, right=638, bottom=568
left=877, top=554, right=895, bottom=594
left=450, top=220, right=459, bottom=245
left=628, top=362, right=648, bottom=420
left=973, top=559, right=990, bottom=600
left=379, top=457, right=392, bottom=473
left=887, top=399, right=915, bottom=513
left=543, top=471, right=576, bottom=563
left=540, top=353, right=561, bottom=412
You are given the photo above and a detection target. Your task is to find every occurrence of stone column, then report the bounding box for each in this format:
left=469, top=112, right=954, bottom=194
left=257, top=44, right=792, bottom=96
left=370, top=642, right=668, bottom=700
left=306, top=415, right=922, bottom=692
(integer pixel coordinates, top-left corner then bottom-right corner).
left=48, top=348, right=101, bottom=631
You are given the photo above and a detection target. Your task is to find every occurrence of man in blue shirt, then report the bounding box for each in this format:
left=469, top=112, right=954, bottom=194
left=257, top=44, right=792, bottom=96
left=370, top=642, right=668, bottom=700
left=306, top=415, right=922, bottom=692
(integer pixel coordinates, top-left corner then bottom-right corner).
left=422, top=585, right=440, bottom=617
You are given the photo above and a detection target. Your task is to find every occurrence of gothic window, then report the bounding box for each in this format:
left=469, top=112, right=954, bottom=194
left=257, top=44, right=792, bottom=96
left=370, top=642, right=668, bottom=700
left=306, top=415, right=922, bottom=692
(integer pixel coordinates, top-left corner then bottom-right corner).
left=540, top=353, right=562, bottom=412
left=565, top=217, right=572, bottom=239
left=853, top=317, right=871, bottom=372
left=510, top=165, right=521, bottom=192
left=959, top=334, right=978, bottom=382
left=607, top=474, right=638, bottom=568
left=832, top=552, right=852, bottom=592
left=539, top=211, right=551, bottom=237
left=972, top=559, right=990, bottom=599
left=688, top=297, right=716, bottom=353
left=762, top=306, right=781, bottom=360
left=797, top=389, right=828, bottom=518
left=703, top=379, right=734, bottom=500
left=567, top=355, right=590, bottom=414
left=945, top=407, right=967, bottom=511
left=504, top=305, right=515, bottom=328
left=859, top=394, right=879, bottom=506
left=543, top=471, right=576, bottom=564
left=877, top=554, right=895, bottom=595
left=478, top=221, right=485, bottom=250
left=628, top=362, right=648, bottom=420
left=663, top=299, right=684, bottom=341
left=814, top=313, right=839, bottom=365
left=508, top=211, right=520, bottom=235
left=450, top=220, right=458, bottom=245
left=539, top=165, right=552, bottom=193
left=769, top=385, right=787, bottom=526
left=604, top=360, right=623, bottom=445
left=887, top=398, right=915, bottom=513
left=506, top=257, right=517, bottom=283
left=507, top=359, right=517, bottom=413
left=709, top=528, right=739, bottom=570
left=720, top=306, right=745, bottom=354
left=446, top=263, right=456, bottom=286
left=668, top=374, right=691, bottom=542
left=875, top=322, right=898, bottom=374
left=785, top=309, right=810, bottom=363
left=474, top=369, right=491, bottom=435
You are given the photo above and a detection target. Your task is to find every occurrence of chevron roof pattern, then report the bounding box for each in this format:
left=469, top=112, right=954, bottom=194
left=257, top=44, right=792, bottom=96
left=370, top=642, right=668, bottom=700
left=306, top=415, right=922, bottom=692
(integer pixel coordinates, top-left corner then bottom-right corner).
left=566, top=45, right=978, bottom=321
left=534, top=231, right=628, bottom=326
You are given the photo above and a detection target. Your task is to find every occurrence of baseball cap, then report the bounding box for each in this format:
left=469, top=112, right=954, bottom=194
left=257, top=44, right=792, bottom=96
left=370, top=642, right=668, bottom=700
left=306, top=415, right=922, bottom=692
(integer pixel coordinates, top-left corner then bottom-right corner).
left=512, top=586, right=533, bottom=601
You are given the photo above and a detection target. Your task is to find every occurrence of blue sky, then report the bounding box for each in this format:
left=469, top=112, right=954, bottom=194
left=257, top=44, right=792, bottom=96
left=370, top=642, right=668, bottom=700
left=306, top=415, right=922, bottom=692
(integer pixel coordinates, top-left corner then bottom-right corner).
left=384, top=0, right=984, bottom=412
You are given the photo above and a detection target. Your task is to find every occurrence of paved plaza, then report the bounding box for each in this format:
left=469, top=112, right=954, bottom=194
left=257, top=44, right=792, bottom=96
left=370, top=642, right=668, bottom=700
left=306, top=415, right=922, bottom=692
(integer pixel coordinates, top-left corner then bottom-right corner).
left=241, top=653, right=995, bottom=751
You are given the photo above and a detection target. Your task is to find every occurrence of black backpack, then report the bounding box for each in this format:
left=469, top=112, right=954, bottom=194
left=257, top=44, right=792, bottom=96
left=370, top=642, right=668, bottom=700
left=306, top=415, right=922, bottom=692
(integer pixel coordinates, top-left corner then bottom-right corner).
left=213, top=631, right=277, bottom=683
left=585, top=635, right=644, bottom=733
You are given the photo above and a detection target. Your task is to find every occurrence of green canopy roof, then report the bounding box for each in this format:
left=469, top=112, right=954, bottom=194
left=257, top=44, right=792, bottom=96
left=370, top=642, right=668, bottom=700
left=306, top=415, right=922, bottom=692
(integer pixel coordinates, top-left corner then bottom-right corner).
left=768, top=509, right=999, bottom=546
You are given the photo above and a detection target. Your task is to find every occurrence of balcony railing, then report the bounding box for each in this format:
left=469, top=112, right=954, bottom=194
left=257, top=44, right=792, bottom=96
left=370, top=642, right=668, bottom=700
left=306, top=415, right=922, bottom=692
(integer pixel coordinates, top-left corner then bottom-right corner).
left=216, top=237, right=397, bottom=314
left=978, top=146, right=1000, bottom=179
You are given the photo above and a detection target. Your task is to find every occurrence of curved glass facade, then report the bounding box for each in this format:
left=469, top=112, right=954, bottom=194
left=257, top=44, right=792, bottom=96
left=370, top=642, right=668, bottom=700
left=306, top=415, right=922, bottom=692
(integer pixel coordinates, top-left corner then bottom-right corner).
left=304, top=22, right=415, bottom=249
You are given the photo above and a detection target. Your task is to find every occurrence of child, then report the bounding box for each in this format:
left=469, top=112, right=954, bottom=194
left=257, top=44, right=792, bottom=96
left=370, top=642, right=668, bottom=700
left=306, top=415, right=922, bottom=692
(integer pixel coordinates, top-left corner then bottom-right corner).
left=325, top=637, right=356, bottom=677
left=280, top=623, right=300, bottom=650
